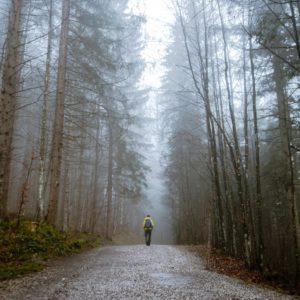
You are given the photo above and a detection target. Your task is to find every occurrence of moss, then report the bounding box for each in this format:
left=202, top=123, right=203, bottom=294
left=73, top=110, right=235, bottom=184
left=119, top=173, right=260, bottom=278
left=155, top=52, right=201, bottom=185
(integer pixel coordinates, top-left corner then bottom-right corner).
left=0, top=220, right=102, bottom=281
left=0, top=262, right=43, bottom=281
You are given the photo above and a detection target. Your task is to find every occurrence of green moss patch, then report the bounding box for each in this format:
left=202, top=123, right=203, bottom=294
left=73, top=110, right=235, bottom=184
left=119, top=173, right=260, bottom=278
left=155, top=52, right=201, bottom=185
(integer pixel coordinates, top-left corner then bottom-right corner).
left=0, top=261, right=43, bottom=281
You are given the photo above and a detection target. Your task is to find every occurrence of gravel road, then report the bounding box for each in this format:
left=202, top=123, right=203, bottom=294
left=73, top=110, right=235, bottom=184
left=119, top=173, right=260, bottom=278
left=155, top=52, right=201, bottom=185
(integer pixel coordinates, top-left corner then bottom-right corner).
left=0, top=245, right=295, bottom=299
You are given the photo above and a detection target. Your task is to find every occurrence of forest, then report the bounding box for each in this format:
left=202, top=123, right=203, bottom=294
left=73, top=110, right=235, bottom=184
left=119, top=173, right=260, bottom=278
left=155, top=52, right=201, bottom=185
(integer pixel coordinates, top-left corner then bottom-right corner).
left=0, top=0, right=300, bottom=289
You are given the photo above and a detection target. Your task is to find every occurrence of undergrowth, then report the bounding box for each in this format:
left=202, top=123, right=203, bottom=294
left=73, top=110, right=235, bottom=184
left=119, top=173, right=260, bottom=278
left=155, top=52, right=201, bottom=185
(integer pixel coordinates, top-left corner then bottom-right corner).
left=0, top=220, right=102, bottom=280
left=191, top=245, right=300, bottom=297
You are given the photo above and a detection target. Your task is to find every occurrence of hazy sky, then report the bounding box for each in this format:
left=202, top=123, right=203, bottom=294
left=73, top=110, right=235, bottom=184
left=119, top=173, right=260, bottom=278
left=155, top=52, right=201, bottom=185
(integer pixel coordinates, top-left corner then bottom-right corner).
left=130, top=0, right=174, bottom=89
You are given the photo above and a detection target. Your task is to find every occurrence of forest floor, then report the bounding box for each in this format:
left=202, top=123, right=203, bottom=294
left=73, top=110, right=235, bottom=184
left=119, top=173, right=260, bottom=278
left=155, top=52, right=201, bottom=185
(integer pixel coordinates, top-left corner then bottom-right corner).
left=0, top=244, right=296, bottom=299
left=190, top=246, right=299, bottom=298
left=0, top=221, right=102, bottom=281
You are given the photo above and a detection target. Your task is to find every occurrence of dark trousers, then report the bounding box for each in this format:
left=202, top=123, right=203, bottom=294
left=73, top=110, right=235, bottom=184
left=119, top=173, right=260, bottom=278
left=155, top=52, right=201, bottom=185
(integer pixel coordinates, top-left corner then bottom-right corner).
left=144, top=229, right=152, bottom=246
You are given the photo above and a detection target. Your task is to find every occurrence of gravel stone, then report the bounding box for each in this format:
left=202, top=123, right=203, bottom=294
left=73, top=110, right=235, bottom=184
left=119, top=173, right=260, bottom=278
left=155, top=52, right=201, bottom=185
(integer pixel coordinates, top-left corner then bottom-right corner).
left=0, top=245, right=295, bottom=299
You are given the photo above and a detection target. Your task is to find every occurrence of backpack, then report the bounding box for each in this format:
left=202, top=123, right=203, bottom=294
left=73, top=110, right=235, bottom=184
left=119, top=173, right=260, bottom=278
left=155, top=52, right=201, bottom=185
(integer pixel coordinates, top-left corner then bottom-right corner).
left=145, top=218, right=152, bottom=229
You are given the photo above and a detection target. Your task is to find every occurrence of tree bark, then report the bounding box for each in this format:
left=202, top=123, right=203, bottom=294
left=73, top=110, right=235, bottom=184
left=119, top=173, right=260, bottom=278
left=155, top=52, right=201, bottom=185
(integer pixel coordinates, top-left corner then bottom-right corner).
left=243, top=29, right=255, bottom=268
left=0, top=0, right=24, bottom=219
left=90, top=104, right=101, bottom=233
left=273, top=52, right=299, bottom=284
left=37, top=0, right=53, bottom=221
left=76, top=103, right=85, bottom=232
left=178, top=0, right=225, bottom=249
left=47, top=0, right=70, bottom=225
left=217, top=0, right=250, bottom=263
left=289, top=0, right=300, bottom=60
left=105, top=118, right=113, bottom=240
left=62, top=147, right=70, bottom=231
left=249, top=34, right=264, bottom=269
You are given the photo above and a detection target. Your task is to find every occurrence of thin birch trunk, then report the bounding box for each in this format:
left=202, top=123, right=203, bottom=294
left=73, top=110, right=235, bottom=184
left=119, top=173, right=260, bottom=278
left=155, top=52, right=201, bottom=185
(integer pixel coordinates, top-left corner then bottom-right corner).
left=217, top=0, right=250, bottom=263
left=178, top=0, right=225, bottom=249
left=37, top=0, right=53, bottom=221
left=213, top=24, right=237, bottom=256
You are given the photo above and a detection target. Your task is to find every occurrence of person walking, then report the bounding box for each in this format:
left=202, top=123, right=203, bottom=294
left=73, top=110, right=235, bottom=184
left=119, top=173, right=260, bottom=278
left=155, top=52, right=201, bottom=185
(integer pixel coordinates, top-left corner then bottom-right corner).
left=143, top=214, right=154, bottom=246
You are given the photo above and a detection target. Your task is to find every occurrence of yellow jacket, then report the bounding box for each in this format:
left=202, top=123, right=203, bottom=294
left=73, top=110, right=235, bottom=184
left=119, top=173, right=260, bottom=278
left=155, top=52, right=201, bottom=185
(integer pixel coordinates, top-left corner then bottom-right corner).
left=143, top=216, right=154, bottom=230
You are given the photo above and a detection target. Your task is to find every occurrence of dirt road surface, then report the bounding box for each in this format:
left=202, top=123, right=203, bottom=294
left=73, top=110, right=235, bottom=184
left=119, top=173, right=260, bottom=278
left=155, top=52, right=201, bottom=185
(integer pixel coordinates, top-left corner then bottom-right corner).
left=0, top=245, right=295, bottom=299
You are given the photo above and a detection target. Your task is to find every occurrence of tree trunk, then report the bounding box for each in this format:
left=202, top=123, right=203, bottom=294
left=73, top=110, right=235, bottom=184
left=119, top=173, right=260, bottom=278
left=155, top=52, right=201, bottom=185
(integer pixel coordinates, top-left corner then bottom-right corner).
left=62, top=149, right=70, bottom=231
left=106, top=119, right=113, bottom=240
left=273, top=52, right=300, bottom=284
left=249, top=34, right=264, bottom=269
left=243, top=31, right=255, bottom=268
left=217, top=0, right=250, bottom=262
left=289, top=0, right=300, bottom=60
left=211, top=19, right=235, bottom=255
left=47, top=0, right=70, bottom=226
left=178, top=0, right=226, bottom=249
left=76, top=113, right=85, bottom=232
left=0, top=0, right=24, bottom=219
left=37, top=0, right=53, bottom=221
left=90, top=108, right=101, bottom=233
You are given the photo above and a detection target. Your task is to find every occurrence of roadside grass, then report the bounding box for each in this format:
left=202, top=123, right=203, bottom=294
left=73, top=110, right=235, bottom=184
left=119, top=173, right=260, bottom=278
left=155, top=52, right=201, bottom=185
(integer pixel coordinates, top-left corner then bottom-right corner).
left=0, top=220, right=102, bottom=281
left=190, top=245, right=300, bottom=297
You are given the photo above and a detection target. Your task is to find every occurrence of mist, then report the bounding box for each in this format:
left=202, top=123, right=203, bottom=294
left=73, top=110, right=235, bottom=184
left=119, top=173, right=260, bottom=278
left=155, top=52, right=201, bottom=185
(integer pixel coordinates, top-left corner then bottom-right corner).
left=0, top=0, right=300, bottom=286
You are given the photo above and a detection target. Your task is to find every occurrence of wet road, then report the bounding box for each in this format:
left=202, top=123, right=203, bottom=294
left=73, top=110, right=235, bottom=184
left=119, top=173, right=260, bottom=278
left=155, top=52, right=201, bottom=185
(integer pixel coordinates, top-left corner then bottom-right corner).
left=0, top=245, right=295, bottom=299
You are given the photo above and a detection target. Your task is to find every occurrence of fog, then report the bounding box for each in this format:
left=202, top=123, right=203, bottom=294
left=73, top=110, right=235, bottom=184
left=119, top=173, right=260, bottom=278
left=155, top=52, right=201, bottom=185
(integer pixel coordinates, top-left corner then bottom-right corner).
left=127, top=0, right=175, bottom=243
left=1, top=0, right=300, bottom=284
left=139, top=96, right=174, bottom=244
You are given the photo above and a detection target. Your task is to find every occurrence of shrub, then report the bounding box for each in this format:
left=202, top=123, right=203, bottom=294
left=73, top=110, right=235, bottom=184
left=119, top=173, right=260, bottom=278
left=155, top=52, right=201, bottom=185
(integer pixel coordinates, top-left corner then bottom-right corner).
left=0, top=220, right=102, bottom=280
